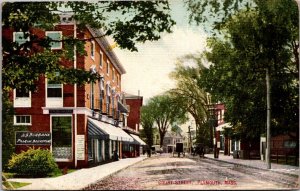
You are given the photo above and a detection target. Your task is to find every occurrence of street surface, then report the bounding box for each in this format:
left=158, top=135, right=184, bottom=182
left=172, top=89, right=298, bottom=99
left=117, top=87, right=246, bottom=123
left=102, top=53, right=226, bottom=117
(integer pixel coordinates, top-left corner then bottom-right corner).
left=84, top=154, right=299, bottom=190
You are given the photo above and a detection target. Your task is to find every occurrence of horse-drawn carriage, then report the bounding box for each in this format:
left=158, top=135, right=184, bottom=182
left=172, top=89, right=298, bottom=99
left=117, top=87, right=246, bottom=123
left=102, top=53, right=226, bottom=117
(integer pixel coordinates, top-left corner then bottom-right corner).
left=192, top=143, right=205, bottom=158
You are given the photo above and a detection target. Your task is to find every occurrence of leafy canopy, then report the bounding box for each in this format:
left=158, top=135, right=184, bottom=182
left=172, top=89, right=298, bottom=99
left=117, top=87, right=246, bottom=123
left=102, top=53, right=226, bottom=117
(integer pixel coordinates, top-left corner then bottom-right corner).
left=198, top=1, right=299, bottom=138
left=2, top=1, right=175, bottom=91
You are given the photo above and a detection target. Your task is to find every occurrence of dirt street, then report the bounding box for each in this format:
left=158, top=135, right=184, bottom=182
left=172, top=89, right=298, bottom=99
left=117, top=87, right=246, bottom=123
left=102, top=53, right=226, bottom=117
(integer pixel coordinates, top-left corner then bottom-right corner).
left=84, top=154, right=299, bottom=190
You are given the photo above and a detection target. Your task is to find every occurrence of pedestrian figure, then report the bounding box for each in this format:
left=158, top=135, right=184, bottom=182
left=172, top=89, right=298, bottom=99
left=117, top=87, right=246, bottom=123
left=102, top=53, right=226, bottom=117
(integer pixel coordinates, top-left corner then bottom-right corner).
left=147, top=148, right=151, bottom=157
left=113, top=150, right=119, bottom=161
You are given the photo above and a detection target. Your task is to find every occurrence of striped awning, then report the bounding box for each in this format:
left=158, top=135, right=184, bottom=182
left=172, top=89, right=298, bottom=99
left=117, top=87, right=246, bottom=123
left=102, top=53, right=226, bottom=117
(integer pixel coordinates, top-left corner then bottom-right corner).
left=130, top=134, right=147, bottom=145
left=88, top=118, right=133, bottom=142
left=88, top=120, right=107, bottom=139
left=118, top=101, right=128, bottom=113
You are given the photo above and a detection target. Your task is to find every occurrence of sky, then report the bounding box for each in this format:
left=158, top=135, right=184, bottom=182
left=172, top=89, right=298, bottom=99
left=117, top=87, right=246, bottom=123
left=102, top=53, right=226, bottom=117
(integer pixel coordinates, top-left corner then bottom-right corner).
left=111, top=0, right=209, bottom=133
left=113, top=0, right=208, bottom=105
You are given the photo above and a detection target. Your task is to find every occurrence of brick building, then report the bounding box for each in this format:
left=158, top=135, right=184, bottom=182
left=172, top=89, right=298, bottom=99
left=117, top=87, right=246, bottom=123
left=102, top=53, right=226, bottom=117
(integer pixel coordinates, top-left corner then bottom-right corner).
left=121, top=93, right=146, bottom=158
left=215, top=103, right=260, bottom=159
left=4, top=14, right=135, bottom=168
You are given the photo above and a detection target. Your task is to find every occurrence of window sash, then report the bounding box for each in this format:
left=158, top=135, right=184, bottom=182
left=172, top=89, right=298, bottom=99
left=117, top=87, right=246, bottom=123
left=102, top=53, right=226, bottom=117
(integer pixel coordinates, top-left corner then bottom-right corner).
left=47, top=83, right=62, bottom=98
left=100, top=51, right=103, bottom=67
left=15, top=89, right=30, bottom=98
left=14, top=32, right=30, bottom=46
left=91, top=41, right=95, bottom=58
left=46, top=31, right=62, bottom=49
left=15, top=115, right=31, bottom=125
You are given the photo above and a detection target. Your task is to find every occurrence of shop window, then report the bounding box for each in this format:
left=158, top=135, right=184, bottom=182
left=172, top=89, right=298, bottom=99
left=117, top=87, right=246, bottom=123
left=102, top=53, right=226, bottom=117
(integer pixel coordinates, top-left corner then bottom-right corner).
left=52, top=116, right=72, bottom=161
left=45, top=31, right=62, bottom=49
left=14, top=115, right=31, bottom=125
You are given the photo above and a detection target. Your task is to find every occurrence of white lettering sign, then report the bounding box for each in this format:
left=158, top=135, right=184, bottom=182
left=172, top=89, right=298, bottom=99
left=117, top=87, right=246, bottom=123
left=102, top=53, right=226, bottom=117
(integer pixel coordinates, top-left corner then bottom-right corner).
left=76, top=135, right=85, bottom=160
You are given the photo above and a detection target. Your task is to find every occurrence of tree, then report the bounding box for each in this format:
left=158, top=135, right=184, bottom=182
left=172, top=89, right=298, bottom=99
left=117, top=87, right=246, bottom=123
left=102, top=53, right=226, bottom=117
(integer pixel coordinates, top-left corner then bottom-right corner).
left=2, top=1, right=175, bottom=92
left=197, top=1, right=299, bottom=139
left=140, top=104, right=155, bottom=149
left=145, top=94, right=187, bottom=147
left=168, top=55, right=211, bottom=146
left=1, top=93, right=27, bottom=170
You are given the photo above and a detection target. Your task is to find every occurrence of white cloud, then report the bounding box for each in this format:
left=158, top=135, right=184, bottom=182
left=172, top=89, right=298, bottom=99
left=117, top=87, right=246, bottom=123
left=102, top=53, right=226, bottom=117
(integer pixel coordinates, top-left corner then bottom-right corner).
left=114, top=26, right=207, bottom=103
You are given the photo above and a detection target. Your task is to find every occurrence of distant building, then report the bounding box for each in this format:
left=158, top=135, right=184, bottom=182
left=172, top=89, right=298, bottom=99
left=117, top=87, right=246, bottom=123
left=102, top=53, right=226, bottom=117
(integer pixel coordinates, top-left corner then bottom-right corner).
left=162, top=131, right=183, bottom=153
left=122, top=93, right=146, bottom=158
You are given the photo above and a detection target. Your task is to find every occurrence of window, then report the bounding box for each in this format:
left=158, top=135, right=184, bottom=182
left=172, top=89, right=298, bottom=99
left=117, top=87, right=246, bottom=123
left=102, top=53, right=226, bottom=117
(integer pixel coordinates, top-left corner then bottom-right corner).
left=15, top=89, right=29, bottom=98
left=106, top=60, right=109, bottom=75
left=13, top=32, right=30, bottom=46
left=91, top=40, right=95, bottom=59
left=112, top=69, right=115, bottom=81
left=47, top=84, right=62, bottom=97
left=52, top=116, right=72, bottom=160
left=117, top=75, right=120, bottom=86
left=14, top=89, right=31, bottom=108
left=46, top=31, right=62, bottom=49
left=99, top=51, right=103, bottom=68
left=14, top=115, right=31, bottom=125
left=90, top=82, right=94, bottom=109
left=106, top=85, right=111, bottom=113
left=46, top=76, right=63, bottom=107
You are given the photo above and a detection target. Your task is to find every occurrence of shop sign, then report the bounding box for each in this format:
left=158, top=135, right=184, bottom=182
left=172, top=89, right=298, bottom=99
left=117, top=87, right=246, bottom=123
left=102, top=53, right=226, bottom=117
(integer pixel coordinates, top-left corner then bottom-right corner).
left=15, top=131, right=51, bottom=145
left=49, top=109, right=73, bottom=114
left=76, top=135, right=85, bottom=160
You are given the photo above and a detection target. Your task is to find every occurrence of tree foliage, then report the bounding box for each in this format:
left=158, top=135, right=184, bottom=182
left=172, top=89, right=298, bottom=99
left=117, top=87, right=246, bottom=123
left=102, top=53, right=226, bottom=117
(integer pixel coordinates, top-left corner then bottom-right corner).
left=2, top=1, right=175, bottom=92
left=140, top=104, right=155, bottom=148
left=196, top=1, right=299, bottom=139
left=144, top=94, right=188, bottom=147
left=168, top=55, right=211, bottom=146
left=2, top=94, right=28, bottom=170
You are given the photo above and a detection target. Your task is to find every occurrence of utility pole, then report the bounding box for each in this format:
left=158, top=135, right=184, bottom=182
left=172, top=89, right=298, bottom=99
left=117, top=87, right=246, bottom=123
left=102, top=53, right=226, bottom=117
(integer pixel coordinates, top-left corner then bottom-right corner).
left=266, top=68, right=271, bottom=169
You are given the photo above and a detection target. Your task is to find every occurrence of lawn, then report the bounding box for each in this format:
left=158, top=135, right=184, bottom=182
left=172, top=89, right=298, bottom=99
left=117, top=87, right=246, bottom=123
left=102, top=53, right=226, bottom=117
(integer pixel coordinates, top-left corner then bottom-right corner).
left=2, top=181, right=31, bottom=189
left=2, top=168, right=77, bottom=189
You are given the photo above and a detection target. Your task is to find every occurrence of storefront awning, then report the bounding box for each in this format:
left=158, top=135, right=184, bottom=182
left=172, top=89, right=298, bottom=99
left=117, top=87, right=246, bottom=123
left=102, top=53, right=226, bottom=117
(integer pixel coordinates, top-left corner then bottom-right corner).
left=88, top=120, right=107, bottom=139
left=88, top=118, right=134, bottom=142
left=216, top=123, right=232, bottom=132
left=118, top=101, right=128, bottom=113
left=130, top=134, right=147, bottom=145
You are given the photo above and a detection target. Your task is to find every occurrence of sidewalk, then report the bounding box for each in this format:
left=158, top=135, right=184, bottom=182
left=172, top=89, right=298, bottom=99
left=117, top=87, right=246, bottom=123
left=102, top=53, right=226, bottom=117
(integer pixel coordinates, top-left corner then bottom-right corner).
left=8, top=156, right=147, bottom=190
left=202, top=153, right=299, bottom=176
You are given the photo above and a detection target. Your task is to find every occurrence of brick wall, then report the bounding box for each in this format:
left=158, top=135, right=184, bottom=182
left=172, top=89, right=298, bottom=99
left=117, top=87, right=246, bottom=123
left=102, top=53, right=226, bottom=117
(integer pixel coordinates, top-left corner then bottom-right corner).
left=126, top=97, right=143, bottom=131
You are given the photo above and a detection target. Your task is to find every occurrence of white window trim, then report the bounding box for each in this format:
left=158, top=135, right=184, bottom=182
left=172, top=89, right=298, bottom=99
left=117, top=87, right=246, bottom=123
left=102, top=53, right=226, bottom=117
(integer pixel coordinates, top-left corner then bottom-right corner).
left=14, top=115, right=32, bottom=126
left=50, top=114, right=73, bottom=162
left=45, top=78, right=64, bottom=107
left=99, top=50, right=103, bottom=68
left=91, top=40, right=95, bottom=60
left=13, top=89, right=31, bottom=108
left=45, top=31, right=62, bottom=50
